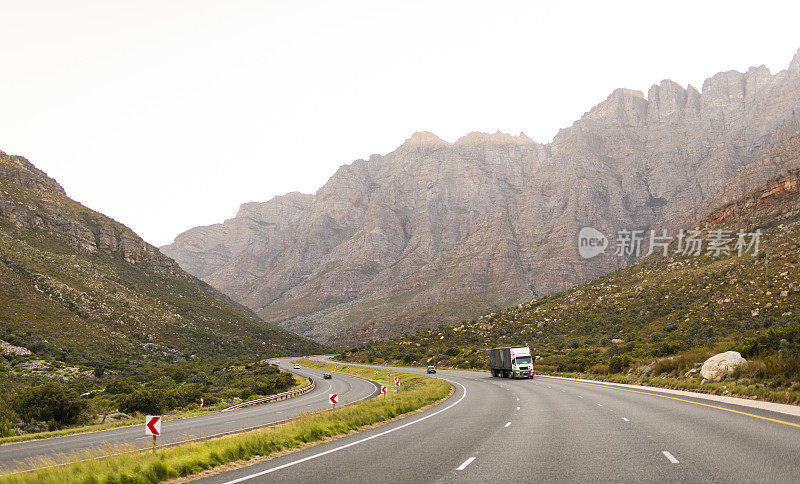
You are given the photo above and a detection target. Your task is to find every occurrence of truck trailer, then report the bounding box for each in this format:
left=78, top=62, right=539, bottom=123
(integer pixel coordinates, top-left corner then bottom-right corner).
left=489, top=346, right=534, bottom=379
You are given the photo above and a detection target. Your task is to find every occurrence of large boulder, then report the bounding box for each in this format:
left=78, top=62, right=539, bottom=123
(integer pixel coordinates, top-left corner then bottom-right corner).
left=700, top=351, right=747, bottom=381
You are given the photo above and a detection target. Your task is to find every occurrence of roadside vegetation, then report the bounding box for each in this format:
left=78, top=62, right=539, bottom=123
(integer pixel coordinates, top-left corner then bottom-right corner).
left=0, top=153, right=329, bottom=441
left=340, top=187, right=800, bottom=405
left=0, top=360, right=451, bottom=483
left=0, top=360, right=300, bottom=443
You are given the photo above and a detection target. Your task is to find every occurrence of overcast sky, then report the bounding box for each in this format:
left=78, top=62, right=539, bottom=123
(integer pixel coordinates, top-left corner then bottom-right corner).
left=1, top=1, right=799, bottom=246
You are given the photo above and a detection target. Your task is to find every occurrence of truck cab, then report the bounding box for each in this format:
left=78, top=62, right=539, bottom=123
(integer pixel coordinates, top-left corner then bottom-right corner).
left=509, top=346, right=534, bottom=378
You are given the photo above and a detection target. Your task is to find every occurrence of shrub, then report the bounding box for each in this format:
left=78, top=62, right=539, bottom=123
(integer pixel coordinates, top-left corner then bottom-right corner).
left=119, top=389, right=172, bottom=415
left=445, top=347, right=460, bottom=357
left=105, top=378, right=137, bottom=395
left=11, top=382, right=87, bottom=425
left=608, top=355, right=630, bottom=374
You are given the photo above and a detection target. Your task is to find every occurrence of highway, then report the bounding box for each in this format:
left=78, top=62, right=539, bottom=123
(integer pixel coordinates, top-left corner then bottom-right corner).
left=0, top=360, right=378, bottom=471
left=197, top=359, right=800, bottom=483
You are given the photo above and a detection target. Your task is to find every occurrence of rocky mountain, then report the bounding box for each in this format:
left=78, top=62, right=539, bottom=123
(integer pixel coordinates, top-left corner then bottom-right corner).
left=163, top=49, right=800, bottom=346
left=339, top=166, right=800, bottom=404
left=0, top=151, right=325, bottom=368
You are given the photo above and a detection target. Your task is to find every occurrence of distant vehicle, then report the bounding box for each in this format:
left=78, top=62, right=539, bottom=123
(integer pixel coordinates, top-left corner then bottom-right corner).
left=489, top=346, right=534, bottom=379
left=427, top=365, right=436, bottom=374
left=293, top=364, right=301, bottom=369
left=323, top=372, right=332, bottom=379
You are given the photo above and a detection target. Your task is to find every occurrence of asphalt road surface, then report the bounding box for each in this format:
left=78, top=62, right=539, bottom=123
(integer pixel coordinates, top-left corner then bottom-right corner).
left=0, top=360, right=378, bottom=471
left=197, top=358, right=800, bottom=483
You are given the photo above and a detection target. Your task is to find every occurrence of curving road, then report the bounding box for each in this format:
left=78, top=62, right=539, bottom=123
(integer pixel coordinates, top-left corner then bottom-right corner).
left=0, top=360, right=378, bottom=471
left=197, top=358, right=800, bottom=483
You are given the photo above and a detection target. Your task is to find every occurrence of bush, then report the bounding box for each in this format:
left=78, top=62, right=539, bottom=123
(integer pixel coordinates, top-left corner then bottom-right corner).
left=608, top=355, right=630, bottom=373
left=11, top=383, right=87, bottom=425
left=0, top=417, right=15, bottom=437
left=171, top=383, right=204, bottom=408
left=119, top=390, right=173, bottom=415
left=105, top=378, right=137, bottom=395
left=445, top=347, right=460, bottom=357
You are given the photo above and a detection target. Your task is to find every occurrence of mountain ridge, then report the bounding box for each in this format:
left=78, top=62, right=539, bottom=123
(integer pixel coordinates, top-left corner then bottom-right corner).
left=163, top=48, right=800, bottom=346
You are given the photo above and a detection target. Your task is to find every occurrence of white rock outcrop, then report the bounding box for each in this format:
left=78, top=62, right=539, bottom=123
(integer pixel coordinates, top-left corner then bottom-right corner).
left=700, top=351, right=747, bottom=381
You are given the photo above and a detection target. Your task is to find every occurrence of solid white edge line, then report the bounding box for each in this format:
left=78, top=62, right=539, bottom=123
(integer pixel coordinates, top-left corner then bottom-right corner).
left=662, top=451, right=679, bottom=463
left=221, top=378, right=468, bottom=484
left=456, top=457, right=476, bottom=471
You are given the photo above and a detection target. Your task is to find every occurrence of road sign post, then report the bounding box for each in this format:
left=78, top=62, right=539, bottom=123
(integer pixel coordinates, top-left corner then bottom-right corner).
left=329, top=393, right=338, bottom=409
left=145, top=415, right=161, bottom=452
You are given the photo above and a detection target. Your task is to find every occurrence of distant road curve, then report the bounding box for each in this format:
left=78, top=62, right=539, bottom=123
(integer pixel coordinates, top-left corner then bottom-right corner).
left=0, top=359, right=378, bottom=472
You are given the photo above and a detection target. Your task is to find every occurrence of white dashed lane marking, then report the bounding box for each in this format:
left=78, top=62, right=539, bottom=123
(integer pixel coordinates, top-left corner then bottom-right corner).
left=662, top=451, right=679, bottom=464
left=457, top=457, right=476, bottom=471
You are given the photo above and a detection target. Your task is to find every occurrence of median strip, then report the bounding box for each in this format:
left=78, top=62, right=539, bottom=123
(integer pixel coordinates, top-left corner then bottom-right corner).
left=221, top=377, right=314, bottom=411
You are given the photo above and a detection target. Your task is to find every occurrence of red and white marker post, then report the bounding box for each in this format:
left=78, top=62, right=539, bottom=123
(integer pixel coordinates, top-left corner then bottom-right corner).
left=199, top=397, right=204, bottom=408
left=145, top=415, right=161, bottom=452
left=329, top=393, right=338, bottom=408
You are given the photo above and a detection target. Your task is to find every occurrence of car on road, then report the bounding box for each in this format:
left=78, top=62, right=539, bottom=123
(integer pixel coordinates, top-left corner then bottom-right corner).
left=323, top=372, right=332, bottom=379
left=293, top=364, right=301, bottom=369
left=427, top=365, right=436, bottom=374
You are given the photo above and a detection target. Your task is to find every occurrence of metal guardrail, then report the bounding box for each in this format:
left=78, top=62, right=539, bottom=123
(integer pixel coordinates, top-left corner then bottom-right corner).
left=221, top=377, right=315, bottom=412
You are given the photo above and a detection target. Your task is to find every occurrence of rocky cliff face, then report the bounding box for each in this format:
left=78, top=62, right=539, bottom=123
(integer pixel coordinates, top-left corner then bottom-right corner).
left=163, top=49, right=800, bottom=346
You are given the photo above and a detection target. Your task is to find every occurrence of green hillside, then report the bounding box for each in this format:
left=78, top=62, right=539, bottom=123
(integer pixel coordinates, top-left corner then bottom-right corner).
left=341, top=170, right=800, bottom=403
left=0, top=150, right=327, bottom=436
left=0, top=151, right=325, bottom=367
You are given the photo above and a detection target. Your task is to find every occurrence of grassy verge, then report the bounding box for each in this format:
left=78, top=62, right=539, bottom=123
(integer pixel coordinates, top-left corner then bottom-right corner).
left=0, top=361, right=450, bottom=483
left=0, top=375, right=312, bottom=446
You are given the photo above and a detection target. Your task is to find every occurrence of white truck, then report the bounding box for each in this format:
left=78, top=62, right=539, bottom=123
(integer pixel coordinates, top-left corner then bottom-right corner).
left=489, top=346, right=534, bottom=379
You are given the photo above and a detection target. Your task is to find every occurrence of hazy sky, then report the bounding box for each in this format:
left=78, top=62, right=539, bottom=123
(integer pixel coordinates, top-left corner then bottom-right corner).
left=1, top=1, right=799, bottom=246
